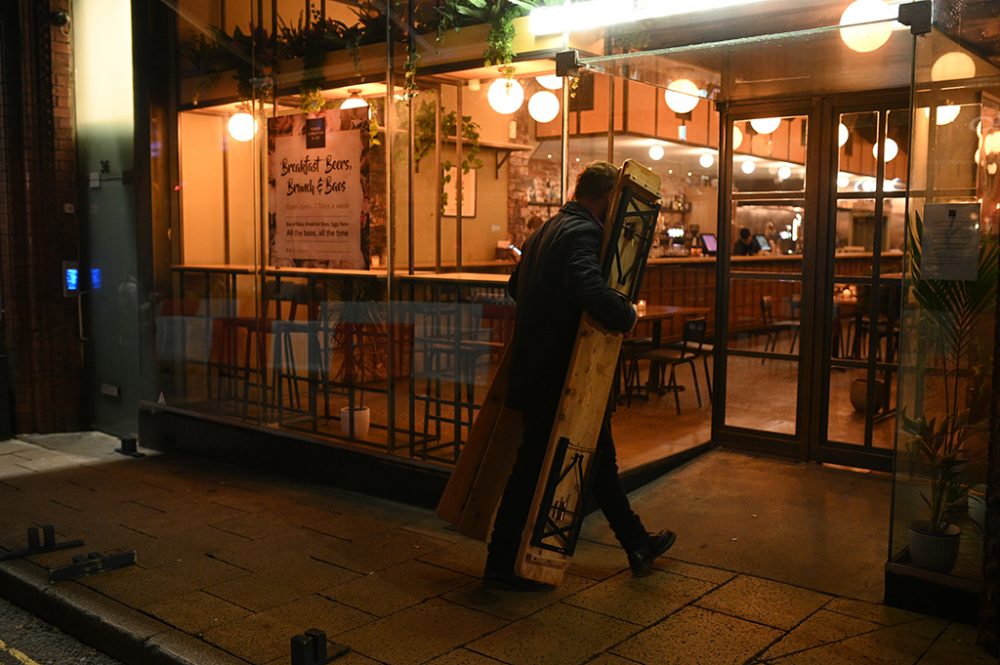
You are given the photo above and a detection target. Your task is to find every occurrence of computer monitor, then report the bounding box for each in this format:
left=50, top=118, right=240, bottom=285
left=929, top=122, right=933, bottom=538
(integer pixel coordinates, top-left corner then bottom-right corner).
left=755, top=234, right=772, bottom=252
left=700, top=233, right=718, bottom=255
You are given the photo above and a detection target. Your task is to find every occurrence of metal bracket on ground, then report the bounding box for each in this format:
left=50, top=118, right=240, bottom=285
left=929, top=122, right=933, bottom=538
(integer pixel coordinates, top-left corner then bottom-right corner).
left=0, top=525, right=84, bottom=562
left=49, top=551, right=136, bottom=583
left=115, top=437, right=145, bottom=457
left=291, top=628, right=350, bottom=665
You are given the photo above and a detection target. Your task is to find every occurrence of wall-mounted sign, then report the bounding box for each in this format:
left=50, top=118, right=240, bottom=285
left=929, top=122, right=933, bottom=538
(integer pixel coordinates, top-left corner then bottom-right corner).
left=268, top=110, right=369, bottom=268
left=921, top=202, right=980, bottom=281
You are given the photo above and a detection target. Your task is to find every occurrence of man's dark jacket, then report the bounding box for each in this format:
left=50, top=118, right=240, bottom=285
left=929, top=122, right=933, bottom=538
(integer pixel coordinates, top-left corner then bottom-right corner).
left=506, top=201, right=636, bottom=412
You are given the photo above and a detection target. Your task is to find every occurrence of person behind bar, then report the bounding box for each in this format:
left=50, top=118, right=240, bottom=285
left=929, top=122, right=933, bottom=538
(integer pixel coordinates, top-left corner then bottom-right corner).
left=484, top=161, right=676, bottom=592
left=733, top=227, right=760, bottom=256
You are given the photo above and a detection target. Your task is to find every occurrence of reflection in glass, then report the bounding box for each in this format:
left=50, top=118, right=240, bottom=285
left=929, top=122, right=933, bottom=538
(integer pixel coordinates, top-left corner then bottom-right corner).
left=732, top=204, right=804, bottom=257
left=731, top=116, right=807, bottom=193
left=726, top=279, right=802, bottom=353
left=724, top=355, right=797, bottom=435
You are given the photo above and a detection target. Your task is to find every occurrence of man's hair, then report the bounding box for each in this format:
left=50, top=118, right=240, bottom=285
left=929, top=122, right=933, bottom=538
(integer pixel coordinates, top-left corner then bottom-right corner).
left=739, top=227, right=751, bottom=240
left=573, top=161, right=618, bottom=201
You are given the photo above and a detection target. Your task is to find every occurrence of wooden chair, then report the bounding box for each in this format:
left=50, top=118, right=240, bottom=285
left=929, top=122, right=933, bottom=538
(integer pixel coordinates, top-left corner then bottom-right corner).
left=760, top=295, right=800, bottom=360
left=625, top=319, right=704, bottom=414
left=662, top=317, right=713, bottom=401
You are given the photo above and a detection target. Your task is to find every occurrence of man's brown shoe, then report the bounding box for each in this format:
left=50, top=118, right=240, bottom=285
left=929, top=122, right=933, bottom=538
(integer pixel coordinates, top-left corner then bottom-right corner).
left=627, top=530, right=676, bottom=577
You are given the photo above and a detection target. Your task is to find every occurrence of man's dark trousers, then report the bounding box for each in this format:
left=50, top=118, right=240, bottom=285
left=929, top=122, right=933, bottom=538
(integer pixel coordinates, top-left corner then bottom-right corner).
left=486, top=397, right=648, bottom=574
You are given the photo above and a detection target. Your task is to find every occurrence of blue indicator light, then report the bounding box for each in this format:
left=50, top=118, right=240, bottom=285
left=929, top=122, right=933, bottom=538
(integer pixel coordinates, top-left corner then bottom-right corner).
left=65, top=268, right=79, bottom=292
left=90, top=268, right=102, bottom=289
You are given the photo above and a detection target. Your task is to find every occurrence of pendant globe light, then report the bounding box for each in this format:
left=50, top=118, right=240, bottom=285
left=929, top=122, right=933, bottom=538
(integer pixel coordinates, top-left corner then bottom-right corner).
left=839, top=0, right=894, bottom=53
left=698, top=153, right=715, bottom=168
left=340, top=89, right=368, bottom=110
left=227, top=111, right=258, bottom=142
left=923, top=105, right=961, bottom=126
left=931, top=52, right=976, bottom=82
left=733, top=125, right=744, bottom=150
left=838, top=123, right=850, bottom=147
left=535, top=74, right=563, bottom=90
left=488, top=77, right=525, bottom=115
left=873, top=137, right=898, bottom=162
left=664, top=79, right=701, bottom=114
left=647, top=144, right=665, bottom=161
left=528, top=90, right=560, bottom=123
left=750, top=117, right=782, bottom=135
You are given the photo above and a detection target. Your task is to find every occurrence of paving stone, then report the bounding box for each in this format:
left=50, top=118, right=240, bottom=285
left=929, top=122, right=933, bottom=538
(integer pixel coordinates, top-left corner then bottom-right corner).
left=147, top=590, right=251, bottom=635
left=765, top=624, right=933, bottom=664
left=761, top=609, right=882, bottom=659
left=566, top=569, right=715, bottom=626
left=338, top=598, right=505, bottom=665
left=313, top=527, right=451, bottom=574
left=121, top=502, right=249, bottom=537
left=696, top=575, right=831, bottom=630
left=446, top=572, right=595, bottom=622
left=567, top=540, right=628, bottom=580
left=202, top=610, right=296, bottom=664
left=206, top=526, right=347, bottom=572
left=136, top=525, right=254, bottom=569
left=211, top=510, right=300, bottom=540
left=825, top=597, right=928, bottom=626
left=424, top=649, right=509, bottom=664
left=323, top=559, right=474, bottom=617
left=266, top=651, right=380, bottom=665
left=894, top=616, right=949, bottom=641
left=416, top=538, right=487, bottom=577
left=205, top=569, right=315, bottom=612
left=613, top=605, right=783, bottom=665
left=652, top=558, right=738, bottom=585
left=917, top=623, right=998, bottom=664
left=468, top=602, right=637, bottom=665
left=80, top=553, right=249, bottom=609
left=257, top=594, right=374, bottom=637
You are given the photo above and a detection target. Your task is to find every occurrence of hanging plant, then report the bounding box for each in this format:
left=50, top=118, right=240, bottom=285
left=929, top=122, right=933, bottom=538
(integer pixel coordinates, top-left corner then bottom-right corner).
left=278, top=10, right=348, bottom=111
left=412, top=99, right=483, bottom=214
left=179, top=28, right=234, bottom=106
left=435, top=0, right=546, bottom=70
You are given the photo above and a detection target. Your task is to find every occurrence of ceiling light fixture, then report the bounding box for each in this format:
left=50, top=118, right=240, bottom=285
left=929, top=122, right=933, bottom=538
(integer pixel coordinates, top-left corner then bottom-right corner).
left=664, top=79, right=702, bottom=114
left=340, top=89, right=369, bottom=110
left=750, top=117, right=782, bottom=135
left=873, top=137, right=898, bottom=162
left=741, top=159, right=756, bottom=175
left=227, top=111, right=258, bottom=142
left=648, top=144, right=665, bottom=161
left=839, top=0, right=895, bottom=53
left=535, top=74, right=563, bottom=90
left=699, top=153, right=715, bottom=169
left=838, top=123, right=849, bottom=147
left=528, top=90, right=560, bottom=122
left=487, top=77, right=525, bottom=114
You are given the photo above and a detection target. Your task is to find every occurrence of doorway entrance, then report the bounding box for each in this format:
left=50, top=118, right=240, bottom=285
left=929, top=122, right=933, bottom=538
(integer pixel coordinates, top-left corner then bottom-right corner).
left=581, top=19, right=917, bottom=471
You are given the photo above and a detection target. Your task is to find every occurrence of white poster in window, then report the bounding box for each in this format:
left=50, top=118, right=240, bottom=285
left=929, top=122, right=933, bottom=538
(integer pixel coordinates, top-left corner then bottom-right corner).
left=921, top=203, right=980, bottom=281
left=268, top=110, right=369, bottom=268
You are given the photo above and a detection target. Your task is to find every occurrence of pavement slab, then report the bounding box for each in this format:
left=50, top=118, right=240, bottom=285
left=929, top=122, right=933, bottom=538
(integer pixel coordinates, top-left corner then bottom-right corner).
left=445, top=572, right=596, bottom=622
left=565, top=539, right=628, bottom=581
left=323, top=558, right=474, bottom=617
left=146, top=590, right=251, bottom=635
left=612, top=605, right=784, bottom=665
left=313, top=527, right=453, bottom=574
left=337, top=598, right=505, bottom=665
left=764, top=624, right=933, bottom=665
left=696, top=575, right=832, bottom=631
left=917, top=623, right=997, bottom=664
left=760, top=608, right=883, bottom=660
left=565, top=569, right=717, bottom=626
left=467, top=601, right=638, bottom=665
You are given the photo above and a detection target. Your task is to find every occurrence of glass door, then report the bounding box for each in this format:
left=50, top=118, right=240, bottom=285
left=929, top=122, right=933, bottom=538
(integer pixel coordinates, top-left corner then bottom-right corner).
left=815, top=100, right=909, bottom=471
left=716, top=105, right=814, bottom=456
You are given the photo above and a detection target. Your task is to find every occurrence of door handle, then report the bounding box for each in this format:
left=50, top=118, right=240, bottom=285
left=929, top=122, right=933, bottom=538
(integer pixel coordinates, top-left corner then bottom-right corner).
left=77, top=291, right=91, bottom=341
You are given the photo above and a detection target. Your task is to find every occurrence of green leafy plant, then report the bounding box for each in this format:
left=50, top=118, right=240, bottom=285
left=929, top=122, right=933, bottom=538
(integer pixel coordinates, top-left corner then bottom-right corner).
left=435, top=0, right=543, bottom=69
left=902, top=211, right=998, bottom=534
left=278, top=11, right=348, bottom=111
left=412, top=99, right=483, bottom=213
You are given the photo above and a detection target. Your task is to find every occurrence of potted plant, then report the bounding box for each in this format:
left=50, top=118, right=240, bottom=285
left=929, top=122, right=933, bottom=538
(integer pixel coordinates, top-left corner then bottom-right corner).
left=901, top=212, right=997, bottom=573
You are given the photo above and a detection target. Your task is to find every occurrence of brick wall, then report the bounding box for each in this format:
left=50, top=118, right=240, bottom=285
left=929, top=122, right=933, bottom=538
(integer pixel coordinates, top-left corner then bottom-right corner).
left=0, top=0, right=84, bottom=434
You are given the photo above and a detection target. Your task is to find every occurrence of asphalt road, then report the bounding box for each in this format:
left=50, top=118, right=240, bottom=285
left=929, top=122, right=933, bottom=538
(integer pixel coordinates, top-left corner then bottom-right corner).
left=0, top=595, right=120, bottom=665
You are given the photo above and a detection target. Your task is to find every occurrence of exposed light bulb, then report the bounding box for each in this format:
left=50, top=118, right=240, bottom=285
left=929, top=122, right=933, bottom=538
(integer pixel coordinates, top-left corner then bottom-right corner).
left=838, top=123, right=849, bottom=147
left=528, top=90, right=560, bottom=123
left=487, top=77, right=524, bottom=114
left=741, top=159, right=756, bottom=175
left=837, top=172, right=850, bottom=188
left=227, top=112, right=258, bottom=142
left=664, top=79, right=701, bottom=114
left=648, top=144, right=665, bottom=161
left=733, top=125, right=744, bottom=150
left=873, top=137, right=898, bottom=162
left=750, top=117, right=782, bottom=135
left=777, top=166, right=792, bottom=181
left=698, top=153, right=715, bottom=168
left=535, top=74, right=563, bottom=90
left=931, top=52, right=976, bottom=82
left=839, top=0, right=894, bottom=54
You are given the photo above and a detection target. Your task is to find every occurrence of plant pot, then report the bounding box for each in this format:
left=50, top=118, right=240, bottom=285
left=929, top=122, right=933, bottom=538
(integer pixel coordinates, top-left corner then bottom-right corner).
left=340, top=406, right=370, bottom=439
left=968, top=484, right=987, bottom=530
left=908, top=521, right=961, bottom=573
left=849, top=377, right=884, bottom=413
